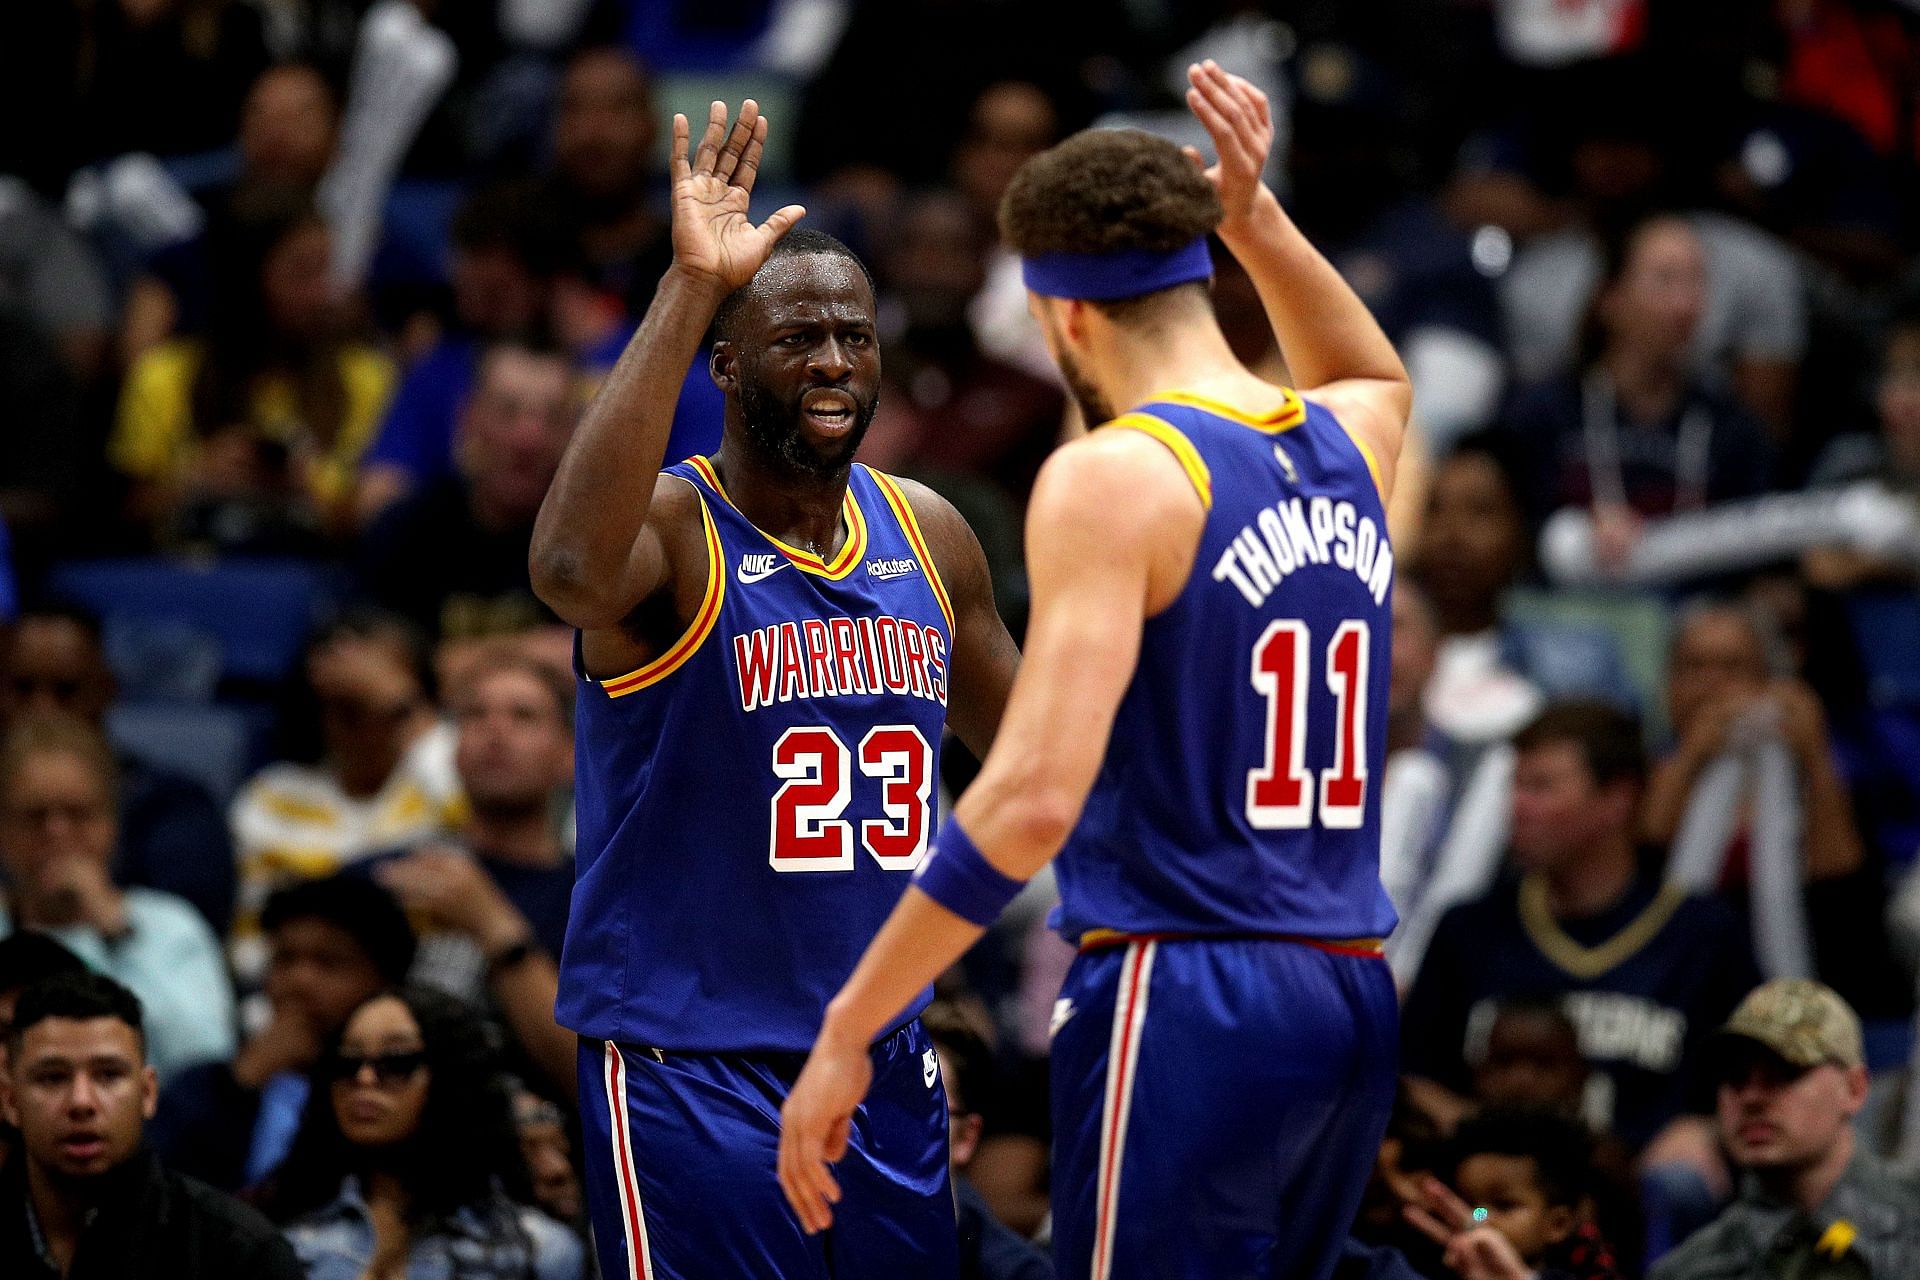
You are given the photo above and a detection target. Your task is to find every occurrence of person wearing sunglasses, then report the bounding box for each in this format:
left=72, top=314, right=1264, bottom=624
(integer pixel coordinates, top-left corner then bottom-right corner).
left=263, top=986, right=582, bottom=1280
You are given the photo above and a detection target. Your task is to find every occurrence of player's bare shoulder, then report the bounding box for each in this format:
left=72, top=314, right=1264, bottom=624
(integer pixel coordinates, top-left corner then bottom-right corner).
left=577, top=470, right=715, bottom=678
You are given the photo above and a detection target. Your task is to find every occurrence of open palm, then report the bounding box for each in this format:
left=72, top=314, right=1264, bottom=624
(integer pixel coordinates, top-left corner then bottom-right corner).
left=670, top=99, right=806, bottom=291
left=1184, top=60, right=1276, bottom=233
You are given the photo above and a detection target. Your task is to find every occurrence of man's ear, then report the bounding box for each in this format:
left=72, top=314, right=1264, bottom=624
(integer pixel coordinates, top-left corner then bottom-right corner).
left=710, top=342, right=736, bottom=393
left=140, top=1064, right=159, bottom=1121
left=0, top=1071, right=16, bottom=1129
left=1543, top=1202, right=1579, bottom=1247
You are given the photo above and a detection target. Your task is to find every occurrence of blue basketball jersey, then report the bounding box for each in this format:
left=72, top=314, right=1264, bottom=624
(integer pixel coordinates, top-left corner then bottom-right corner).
left=558, top=458, right=954, bottom=1052
left=1053, top=390, right=1399, bottom=944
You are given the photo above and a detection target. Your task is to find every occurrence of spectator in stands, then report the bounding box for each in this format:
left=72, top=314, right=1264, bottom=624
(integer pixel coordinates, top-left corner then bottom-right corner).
left=124, top=61, right=343, bottom=358
left=230, top=610, right=460, bottom=988
left=1644, top=601, right=1865, bottom=981
left=111, top=191, right=394, bottom=549
left=1401, top=701, right=1757, bottom=1150
left=1415, top=433, right=1634, bottom=747
left=1352, top=1083, right=1451, bottom=1277
left=0, top=932, right=86, bottom=1173
left=0, top=972, right=302, bottom=1278
left=539, top=46, right=670, bottom=321
left=357, top=336, right=580, bottom=650
left=957, top=81, right=1065, bottom=383
left=152, top=875, right=415, bottom=1191
left=1408, top=1106, right=1616, bottom=1280
left=1503, top=216, right=1776, bottom=553
left=265, top=985, right=583, bottom=1279
left=374, top=653, right=576, bottom=1096
left=0, top=178, right=113, bottom=384
left=0, top=603, right=236, bottom=932
left=353, top=184, right=565, bottom=523
left=1473, top=997, right=1591, bottom=1118
left=861, top=189, right=1062, bottom=509
left=922, top=1000, right=1054, bottom=1280
left=1804, top=303, right=1920, bottom=590
left=512, top=1086, right=584, bottom=1236
left=0, top=717, right=234, bottom=1084
left=1652, top=979, right=1920, bottom=1279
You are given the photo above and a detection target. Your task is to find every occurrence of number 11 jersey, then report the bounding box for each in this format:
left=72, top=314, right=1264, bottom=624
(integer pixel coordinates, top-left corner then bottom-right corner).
left=1054, top=390, right=1400, bottom=945
left=557, top=457, right=954, bottom=1052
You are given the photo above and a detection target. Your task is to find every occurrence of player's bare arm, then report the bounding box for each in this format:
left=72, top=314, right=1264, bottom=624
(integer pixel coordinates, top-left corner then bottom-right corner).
left=887, top=477, right=1020, bottom=756
left=1184, top=61, right=1413, bottom=497
left=776, top=432, right=1200, bottom=1232
left=529, top=100, right=805, bottom=641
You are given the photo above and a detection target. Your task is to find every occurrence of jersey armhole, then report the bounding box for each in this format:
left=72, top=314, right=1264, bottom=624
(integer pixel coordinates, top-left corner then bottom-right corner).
left=1313, top=399, right=1387, bottom=500
left=596, top=479, right=725, bottom=699
left=1105, top=412, right=1213, bottom=510
left=867, top=469, right=957, bottom=635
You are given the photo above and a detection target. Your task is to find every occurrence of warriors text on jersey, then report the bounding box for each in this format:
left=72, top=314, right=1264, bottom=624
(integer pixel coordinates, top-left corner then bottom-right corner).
left=1053, top=389, right=1400, bottom=944
left=557, top=458, right=954, bottom=1052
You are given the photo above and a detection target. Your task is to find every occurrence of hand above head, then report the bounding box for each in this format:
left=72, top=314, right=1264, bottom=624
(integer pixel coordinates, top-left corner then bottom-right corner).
left=669, top=99, right=806, bottom=292
left=1183, top=59, right=1278, bottom=236
left=776, top=1027, right=874, bottom=1235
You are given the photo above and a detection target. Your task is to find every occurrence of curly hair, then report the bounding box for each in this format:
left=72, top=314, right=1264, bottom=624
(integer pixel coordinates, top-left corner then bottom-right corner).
left=998, top=128, right=1222, bottom=258
left=262, top=986, right=533, bottom=1232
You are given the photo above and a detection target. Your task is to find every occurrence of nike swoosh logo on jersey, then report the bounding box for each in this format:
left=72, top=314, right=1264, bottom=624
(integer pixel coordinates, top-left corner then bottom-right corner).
left=922, top=1046, right=939, bottom=1088
left=737, top=553, right=787, bottom=584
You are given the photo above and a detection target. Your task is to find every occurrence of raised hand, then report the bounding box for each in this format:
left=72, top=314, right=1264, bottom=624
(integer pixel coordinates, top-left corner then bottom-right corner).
left=670, top=99, right=806, bottom=291
left=1183, top=60, right=1276, bottom=234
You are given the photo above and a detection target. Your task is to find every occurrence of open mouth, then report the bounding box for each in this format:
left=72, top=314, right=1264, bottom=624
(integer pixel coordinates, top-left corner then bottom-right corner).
left=800, top=390, right=859, bottom=436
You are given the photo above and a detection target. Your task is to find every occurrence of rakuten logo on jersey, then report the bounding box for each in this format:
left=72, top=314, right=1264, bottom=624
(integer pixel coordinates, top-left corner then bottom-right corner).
left=866, top=557, right=918, bottom=581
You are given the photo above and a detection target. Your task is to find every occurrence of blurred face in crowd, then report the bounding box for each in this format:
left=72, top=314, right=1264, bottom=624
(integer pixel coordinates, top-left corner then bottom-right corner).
left=262, top=219, right=338, bottom=345
left=1388, top=585, right=1440, bottom=721
left=264, top=918, right=387, bottom=1040
left=554, top=50, right=655, bottom=206
left=1416, top=452, right=1526, bottom=626
left=453, top=666, right=573, bottom=817
left=953, top=82, right=1058, bottom=219
left=4, top=1016, right=155, bottom=1180
left=885, top=193, right=988, bottom=340
left=453, top=245, right=548, bottom=339
left=1453, top=1153, right=1575, bottom=1266
left=515, top=1090, right=584, bottom=1225
left=240, top=65, right=338, bottom=190
left=458, top=347, right=580, bottom=527
left=1717, top=1047, right=1865, bottom=1176
left=1601, top=218, right=1706, bottom=370
left=1666, top=608, right=1768, bottom=738
left=1475, top=1008, right=1588, bottom=1111
left=307, top=630, right=426, bottom=794
left=329, top=995, right=429, bottom=1150
left=1510, top=741, right=1633, bottom=874
left=1, top=619, right=114, bottom=727
left=0, top=749, right=118, bottom=907
left=1878, top=325, right=1920, bottom=478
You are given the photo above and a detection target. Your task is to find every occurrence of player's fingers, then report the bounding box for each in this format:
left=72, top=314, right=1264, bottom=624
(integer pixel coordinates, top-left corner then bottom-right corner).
left=1181, top=144, right=1206, bottom=170
left=714, top=99, right=759, bottom=183
left=670, top=113, right=692, bottom=182
left=823, top=1114, right=850, bottom=1163
left=1186, top=86, right=1252, bottom=172
left=776, top=1134, right=818, bottom=1232
left=758, top=204, right=807, bottom=243
left=733, top=115, right=770, bottom=193
left=691, top=100, right=728, bottom=175
left=1202, top=63, right=1268, bottom=161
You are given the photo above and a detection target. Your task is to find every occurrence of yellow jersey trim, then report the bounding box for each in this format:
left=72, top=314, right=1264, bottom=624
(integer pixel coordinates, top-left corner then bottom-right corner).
left=1152, top=387, right=1306, bottom=433
left=687, top=454, right=867, bottom=579
left=868, top=469, right=955, bottom=635
left=1343, top=425, right=1386, bottom=498
left=601, top=492, right=725, bottom=698
left=1106, top=412, right=1213, bottom=509
left=1518, top=876, right=1688, bottom=981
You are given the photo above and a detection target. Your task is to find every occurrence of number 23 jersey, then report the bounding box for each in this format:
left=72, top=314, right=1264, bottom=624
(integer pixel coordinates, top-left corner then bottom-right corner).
left=1054, top=391, right=1400, bottom=944
left=558, top=458, right=954, bottom=1052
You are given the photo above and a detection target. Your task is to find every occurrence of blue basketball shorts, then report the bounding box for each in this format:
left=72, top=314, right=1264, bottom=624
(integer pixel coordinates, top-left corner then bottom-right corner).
left=578, top=1020, right=957, bottom=1280
left=1049, top=936, right=1399, bottom=1280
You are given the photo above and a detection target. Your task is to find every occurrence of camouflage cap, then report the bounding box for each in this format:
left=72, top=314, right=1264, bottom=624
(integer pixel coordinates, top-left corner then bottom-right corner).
left=1717, top=979, right=1863, bottom=1071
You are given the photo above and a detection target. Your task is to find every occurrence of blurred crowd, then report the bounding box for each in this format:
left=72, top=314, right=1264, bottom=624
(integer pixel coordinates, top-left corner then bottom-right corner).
left=1, top=0, right=1919, bottom=1277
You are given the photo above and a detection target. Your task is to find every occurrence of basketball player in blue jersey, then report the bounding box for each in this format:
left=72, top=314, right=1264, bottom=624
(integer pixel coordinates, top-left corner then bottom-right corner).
left=781, top=64, right=1413, bottom=1279
left=530, top=100, right=1018, bottom=1279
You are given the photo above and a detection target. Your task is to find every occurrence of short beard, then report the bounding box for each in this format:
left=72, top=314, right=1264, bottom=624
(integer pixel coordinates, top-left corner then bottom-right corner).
left=736, top=370, right=876, bottom=481
left=1055, top=343, right=1114, bottom=427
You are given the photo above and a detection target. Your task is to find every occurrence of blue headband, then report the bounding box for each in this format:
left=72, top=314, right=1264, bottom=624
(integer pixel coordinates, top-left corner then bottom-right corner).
left=1021, top=238, right=1213, bottom=301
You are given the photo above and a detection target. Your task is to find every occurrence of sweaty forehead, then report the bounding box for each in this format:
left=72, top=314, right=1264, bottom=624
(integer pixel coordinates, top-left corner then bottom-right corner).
left=745, top=253, right=875, bottom=327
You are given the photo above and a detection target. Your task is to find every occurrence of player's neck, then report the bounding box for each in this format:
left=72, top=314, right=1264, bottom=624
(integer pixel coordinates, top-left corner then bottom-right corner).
left=1541, top=835, right=1638, bottom=918
left=1094, top=318, right=1267, bottom=418
left=711, top=443, right=851, bottom=561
